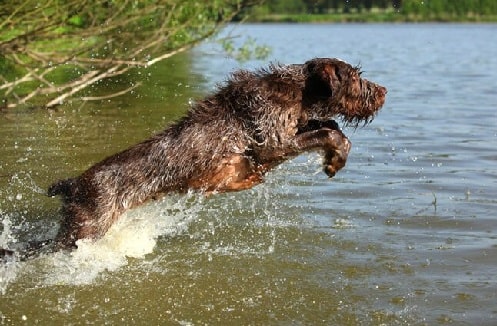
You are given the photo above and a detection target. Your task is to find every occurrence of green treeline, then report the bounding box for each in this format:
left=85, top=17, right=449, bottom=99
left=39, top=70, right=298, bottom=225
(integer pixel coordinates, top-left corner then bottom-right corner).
left=247, top=0, right=497, bottom=22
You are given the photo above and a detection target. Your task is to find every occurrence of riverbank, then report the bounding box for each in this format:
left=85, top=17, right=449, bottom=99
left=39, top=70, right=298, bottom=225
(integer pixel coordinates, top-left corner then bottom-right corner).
left=245, top=11, right=497, bottom=23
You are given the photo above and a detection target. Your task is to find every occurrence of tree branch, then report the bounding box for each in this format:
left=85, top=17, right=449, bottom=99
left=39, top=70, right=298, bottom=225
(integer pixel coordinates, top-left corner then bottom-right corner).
left=81, top=82, right=142, bottom=102
left=0, top=1, right=260, bottom=109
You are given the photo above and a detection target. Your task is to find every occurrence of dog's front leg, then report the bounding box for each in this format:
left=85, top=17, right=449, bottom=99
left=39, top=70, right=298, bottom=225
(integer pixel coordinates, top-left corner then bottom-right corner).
left=292, top=129, right=351, bottom=177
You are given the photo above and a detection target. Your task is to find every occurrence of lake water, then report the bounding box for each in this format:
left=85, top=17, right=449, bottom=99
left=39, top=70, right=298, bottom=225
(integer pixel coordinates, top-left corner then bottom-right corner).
left=1, top=23, right=496, bottom=325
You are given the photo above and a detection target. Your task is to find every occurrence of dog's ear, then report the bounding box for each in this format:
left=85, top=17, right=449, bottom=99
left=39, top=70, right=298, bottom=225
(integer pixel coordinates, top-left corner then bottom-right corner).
left=304, top=60, right=340, bottom=98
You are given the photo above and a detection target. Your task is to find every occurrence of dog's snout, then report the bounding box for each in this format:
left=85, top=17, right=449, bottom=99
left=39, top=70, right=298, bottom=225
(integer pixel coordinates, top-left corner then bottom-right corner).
left=378, top=86, right=387, bottom=96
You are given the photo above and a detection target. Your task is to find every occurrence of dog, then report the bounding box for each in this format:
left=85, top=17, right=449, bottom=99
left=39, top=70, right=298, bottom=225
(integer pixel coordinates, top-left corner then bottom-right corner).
left=1, top=58, right=386, bottom=259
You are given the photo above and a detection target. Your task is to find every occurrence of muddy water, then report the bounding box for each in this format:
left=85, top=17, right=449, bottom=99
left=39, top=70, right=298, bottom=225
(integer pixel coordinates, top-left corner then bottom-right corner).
left=1, top=24, right=496, bottom=325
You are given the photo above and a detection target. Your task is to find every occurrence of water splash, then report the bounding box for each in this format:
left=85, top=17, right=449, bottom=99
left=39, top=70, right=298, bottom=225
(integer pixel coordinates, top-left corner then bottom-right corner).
left=0, top=215, right=20, bottom=295
left=2, top=171, right=299, bottom=292
left=0, top=215, right=15, bottom=247
left=40, top=193, right=204, bottom=286
left=10, top=172, right=46, bottom=195
left=0, top=193, right=204, bottom=290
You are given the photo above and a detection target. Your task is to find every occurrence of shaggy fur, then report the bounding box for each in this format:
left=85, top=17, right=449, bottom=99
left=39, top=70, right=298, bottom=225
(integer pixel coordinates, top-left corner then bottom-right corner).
left=2, top=58, right=386, bottom=258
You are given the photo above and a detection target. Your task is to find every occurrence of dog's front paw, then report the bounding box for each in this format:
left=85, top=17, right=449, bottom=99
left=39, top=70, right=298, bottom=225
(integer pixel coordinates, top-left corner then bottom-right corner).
left=323, top=152, right=345, bottom=178
left=323, top=164, right=338, bottom=178
left=323, top=138, right=351, bottom=178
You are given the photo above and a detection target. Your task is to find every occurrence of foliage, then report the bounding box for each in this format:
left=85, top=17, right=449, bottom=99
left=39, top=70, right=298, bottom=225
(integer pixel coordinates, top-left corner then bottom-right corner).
left=400, top=0, right=497, bottom=20
left=0, top=0, right=261, bottom=109
left=249, top=0, right=497, bottom=21
left=221, top=37, right=272, bottom=62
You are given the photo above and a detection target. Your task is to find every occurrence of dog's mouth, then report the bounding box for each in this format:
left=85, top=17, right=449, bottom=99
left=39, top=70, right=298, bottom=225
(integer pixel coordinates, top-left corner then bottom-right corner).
left=296, top=119, right=342, bottom=135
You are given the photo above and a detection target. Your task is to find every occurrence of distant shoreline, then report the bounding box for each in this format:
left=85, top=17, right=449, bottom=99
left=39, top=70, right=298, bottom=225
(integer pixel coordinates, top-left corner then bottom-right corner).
left=244, top=12, right=497, bottom=24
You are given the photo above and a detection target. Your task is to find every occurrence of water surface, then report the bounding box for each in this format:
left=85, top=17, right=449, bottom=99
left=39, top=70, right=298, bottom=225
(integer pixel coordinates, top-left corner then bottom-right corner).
left=1, top=24, right=496, bottom=325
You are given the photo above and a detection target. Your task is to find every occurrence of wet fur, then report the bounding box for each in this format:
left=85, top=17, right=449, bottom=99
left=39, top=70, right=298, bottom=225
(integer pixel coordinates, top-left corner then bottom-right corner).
left=2, top=58, right=387, bottom=258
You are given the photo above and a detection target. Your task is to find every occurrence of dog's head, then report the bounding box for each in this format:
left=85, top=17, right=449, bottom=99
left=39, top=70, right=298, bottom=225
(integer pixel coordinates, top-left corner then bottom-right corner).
left=302, top=58, right=387, bottom=127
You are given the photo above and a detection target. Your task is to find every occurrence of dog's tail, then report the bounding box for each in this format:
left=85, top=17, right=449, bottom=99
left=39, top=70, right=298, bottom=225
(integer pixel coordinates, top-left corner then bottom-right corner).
left=47, top=178, right=75, bottom=198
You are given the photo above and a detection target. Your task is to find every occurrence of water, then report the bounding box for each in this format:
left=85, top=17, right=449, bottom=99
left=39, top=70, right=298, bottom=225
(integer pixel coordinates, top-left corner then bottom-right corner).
left=1, top=24, right=496, bottom=324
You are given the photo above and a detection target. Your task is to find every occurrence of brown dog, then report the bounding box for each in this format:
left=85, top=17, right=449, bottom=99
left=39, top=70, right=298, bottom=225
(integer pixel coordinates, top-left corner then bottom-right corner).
left=2, top=58, right=386, bottom=259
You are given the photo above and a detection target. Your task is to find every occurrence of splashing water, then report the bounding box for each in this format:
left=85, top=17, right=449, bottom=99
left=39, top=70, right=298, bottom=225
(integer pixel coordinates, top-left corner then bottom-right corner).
left=1, top=216, right=20, bottom=294
left=0, top=216, right=15, bottom=248
left=45, top=193, right=205, bottom=286
left=1, top=193, right=205, bottom=290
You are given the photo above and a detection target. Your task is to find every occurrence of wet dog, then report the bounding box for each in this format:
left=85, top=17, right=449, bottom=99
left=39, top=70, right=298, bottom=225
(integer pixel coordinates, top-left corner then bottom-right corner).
left=2, top=58, right=386, bottom=259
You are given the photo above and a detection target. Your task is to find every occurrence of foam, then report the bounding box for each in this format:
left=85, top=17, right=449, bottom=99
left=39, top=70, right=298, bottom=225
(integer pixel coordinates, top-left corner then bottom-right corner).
left=42, top=193, right=203, bottom=285
left=0, top=216, right=14, bottom=248
left=0, top=215, right=20, bottom=294
left=1, top=183, right=287, bottom=291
